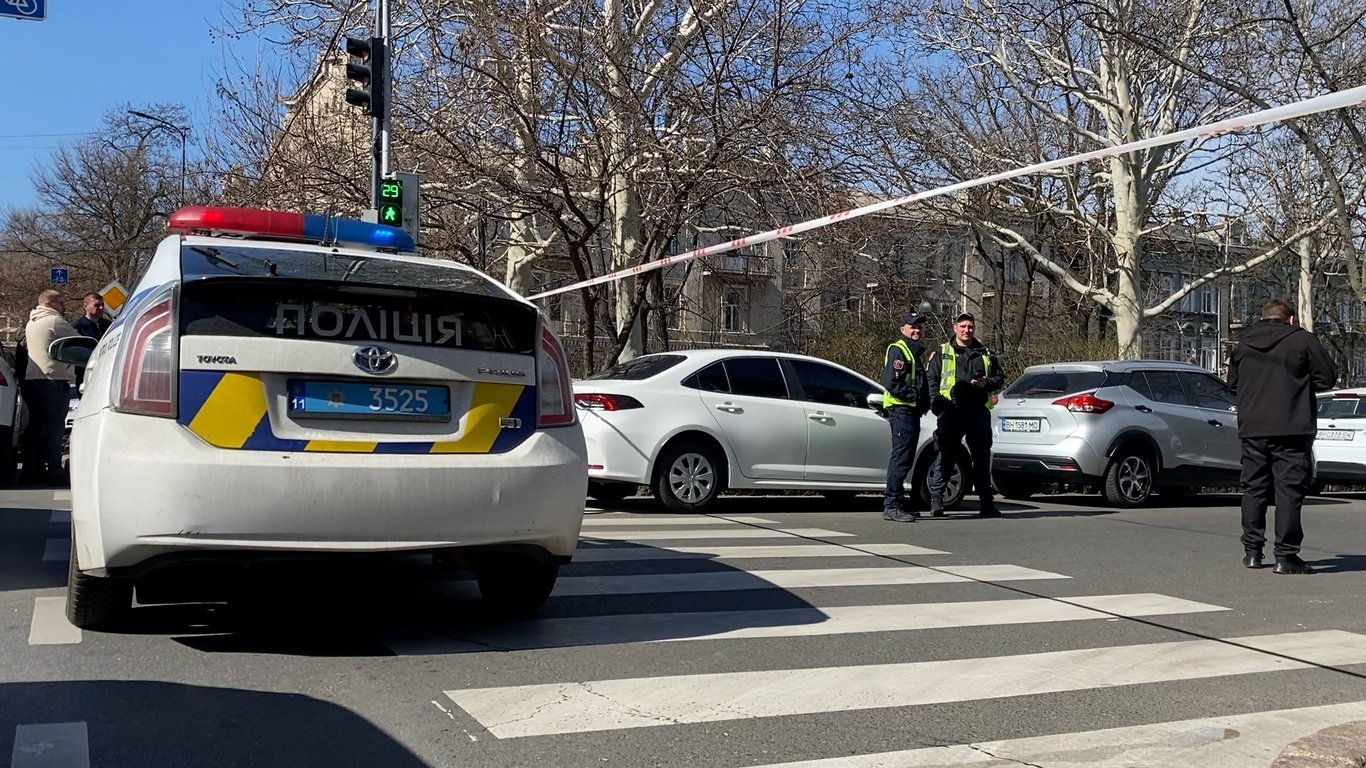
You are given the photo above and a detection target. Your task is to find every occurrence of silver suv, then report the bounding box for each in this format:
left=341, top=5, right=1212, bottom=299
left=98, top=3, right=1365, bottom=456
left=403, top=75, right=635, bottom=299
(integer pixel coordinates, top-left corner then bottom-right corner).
left=990, top=360, right=1240, bottom=507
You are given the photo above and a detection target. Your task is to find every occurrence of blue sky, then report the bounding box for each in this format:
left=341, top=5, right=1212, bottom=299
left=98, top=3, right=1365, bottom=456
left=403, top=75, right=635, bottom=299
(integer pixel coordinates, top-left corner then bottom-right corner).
left=0, top=1, right=267, bottom=212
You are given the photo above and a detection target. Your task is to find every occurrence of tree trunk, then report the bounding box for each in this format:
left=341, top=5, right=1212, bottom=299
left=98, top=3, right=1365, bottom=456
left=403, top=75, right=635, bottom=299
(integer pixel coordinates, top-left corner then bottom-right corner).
left=1110, top=156, right=1146, bottom=359
left=1297, top=236, right=1315, bottom=332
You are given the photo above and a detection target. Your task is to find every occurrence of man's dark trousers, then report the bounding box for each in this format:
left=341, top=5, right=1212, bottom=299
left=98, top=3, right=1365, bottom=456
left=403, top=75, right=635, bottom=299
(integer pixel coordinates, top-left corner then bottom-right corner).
left=884, top=406, right=919, bottom=511
left=1240, top=436, right=1312, bottom=559
left=19, top=380, right=70, bottom=484
left=931, top=406, right=994, bottom=501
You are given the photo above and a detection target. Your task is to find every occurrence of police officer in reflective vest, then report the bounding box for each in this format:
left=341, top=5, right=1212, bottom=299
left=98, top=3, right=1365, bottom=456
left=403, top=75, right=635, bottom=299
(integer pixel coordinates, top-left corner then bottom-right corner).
left=927, top=312, right=1005, bottom=517
left=880, top=311, right=930, bottom=522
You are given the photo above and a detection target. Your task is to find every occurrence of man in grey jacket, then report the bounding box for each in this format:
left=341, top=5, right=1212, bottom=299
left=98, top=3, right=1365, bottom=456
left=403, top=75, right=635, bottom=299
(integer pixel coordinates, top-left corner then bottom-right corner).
left=20, top=290, right=78, bottom=486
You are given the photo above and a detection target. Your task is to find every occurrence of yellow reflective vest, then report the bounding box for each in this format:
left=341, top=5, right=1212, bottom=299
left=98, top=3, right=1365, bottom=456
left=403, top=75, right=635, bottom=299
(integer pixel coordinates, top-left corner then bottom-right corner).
left=938, top=342, right=995, bottom=410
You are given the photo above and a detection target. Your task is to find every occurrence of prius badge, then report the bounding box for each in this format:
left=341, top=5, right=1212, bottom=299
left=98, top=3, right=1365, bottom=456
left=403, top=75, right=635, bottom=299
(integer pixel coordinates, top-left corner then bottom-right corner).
left=353, top=345, right=398, bottom=375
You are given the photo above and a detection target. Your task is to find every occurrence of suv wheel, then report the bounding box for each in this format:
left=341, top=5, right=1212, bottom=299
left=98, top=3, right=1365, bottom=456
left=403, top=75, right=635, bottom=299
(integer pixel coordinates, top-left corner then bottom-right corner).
left=653, top=440, right=723, bottom=513
left=1103, top=449, right=1156, bottom=507
left=66, top=539, right=133, bottom=630
left=476, top=556, right=559, bottom=617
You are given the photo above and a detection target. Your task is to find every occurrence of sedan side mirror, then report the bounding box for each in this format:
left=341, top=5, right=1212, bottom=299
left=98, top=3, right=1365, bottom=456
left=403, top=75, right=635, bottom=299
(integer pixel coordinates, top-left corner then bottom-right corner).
left=866, top=392, right=883, bottom=410
left=49, top=336, right=97, bottom=367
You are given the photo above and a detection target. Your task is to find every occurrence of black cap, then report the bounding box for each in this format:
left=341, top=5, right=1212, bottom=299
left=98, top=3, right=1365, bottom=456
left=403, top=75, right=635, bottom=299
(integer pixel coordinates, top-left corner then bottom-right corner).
left=954, top=312, right=976, bottom=323
left=900, top=312, right=927, bottom=326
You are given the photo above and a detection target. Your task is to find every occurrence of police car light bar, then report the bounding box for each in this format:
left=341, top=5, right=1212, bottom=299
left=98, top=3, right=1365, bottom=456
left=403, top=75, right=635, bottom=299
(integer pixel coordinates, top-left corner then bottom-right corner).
left=167, top=206, right=416, bottom=252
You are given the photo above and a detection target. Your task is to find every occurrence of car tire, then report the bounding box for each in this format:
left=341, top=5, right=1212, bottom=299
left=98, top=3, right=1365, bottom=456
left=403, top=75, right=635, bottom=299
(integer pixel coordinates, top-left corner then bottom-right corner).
left=476, top=556, right=559, bottom=618
left=587, top=481, right=633, bottom=507
left=1102, top=448, right=1156, bottom=508
left=653, top=440, right=724, bottom=513
left=993, top=473, right=1040, bottom=501
left=916, top=447, right=967, bottom=509
left=65, top=539, right=133, bottom=630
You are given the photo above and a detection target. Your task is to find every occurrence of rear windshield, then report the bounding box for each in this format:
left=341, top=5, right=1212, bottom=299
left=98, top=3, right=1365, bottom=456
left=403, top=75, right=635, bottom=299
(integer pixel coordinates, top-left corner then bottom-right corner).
left=585, top=355, right=686, bottom=380
left=1004, top=370, right=1108, bottom=398
left=178, top=247, right=537, bottom=354
left=1318, top=395, right=1366, bottom=419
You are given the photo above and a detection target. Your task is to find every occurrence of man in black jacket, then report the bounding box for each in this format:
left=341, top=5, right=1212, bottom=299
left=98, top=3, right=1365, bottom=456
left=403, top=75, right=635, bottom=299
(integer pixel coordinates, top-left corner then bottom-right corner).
left=880, top=311, right=930, bottom=522
left=1227, top=298, right=1337, bottom=574
left=926, top=313, right=1006, bottom=517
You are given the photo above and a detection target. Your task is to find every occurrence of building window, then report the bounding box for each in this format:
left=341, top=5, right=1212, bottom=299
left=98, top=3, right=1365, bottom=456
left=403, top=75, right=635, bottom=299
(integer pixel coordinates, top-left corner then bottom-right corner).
left=722, top=291, right=743, bottom=332
left=783, top=240, right=800, bottom=268
left=1200, top=286, right=1216, bottom=314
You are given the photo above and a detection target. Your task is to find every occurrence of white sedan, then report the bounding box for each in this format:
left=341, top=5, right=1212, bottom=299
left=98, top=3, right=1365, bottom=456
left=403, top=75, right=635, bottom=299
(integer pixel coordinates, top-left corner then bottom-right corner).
left=1314, top=388, right=1366, bottom=490
left=575, top=349, right=966, bottom=512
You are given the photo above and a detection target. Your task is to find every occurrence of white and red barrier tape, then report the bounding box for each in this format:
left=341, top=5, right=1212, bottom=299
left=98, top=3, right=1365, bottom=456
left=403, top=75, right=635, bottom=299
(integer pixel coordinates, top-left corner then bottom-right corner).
left=528, top=84, right=1366, bottom=301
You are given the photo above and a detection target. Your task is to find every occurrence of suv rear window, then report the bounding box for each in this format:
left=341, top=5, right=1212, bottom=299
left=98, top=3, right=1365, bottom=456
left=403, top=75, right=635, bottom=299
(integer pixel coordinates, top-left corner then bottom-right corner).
left=1318, top=395, right=1366, bottom=418
left=586, top=355, right=686, bottom=381
left=1004, top=370, right=1107, bottom=398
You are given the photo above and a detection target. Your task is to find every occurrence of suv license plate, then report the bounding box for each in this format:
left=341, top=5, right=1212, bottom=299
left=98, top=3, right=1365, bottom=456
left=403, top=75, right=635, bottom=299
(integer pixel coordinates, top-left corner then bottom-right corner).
left=288, top=380, right=452, bottom=421
left=1317, top=429, right=1354, bottom=441
left=1001, top=418, right=1041, bottom=433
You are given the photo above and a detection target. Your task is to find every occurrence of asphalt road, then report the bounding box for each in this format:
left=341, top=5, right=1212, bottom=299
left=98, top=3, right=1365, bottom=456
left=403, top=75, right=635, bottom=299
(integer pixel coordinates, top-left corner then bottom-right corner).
left=2, top=488, right=1365, bottom=767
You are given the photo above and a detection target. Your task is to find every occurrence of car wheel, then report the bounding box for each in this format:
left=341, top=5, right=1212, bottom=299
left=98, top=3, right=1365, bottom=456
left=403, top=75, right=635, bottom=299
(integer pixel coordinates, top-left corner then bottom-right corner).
left=653, top=440, right=724, bottom=513
left=993, top=473, right=1040, bottom=501
left=65, top=539, right=133, bottom=630
left=476, top=556, right=559, bottom=618
left=916, top=447, right=967, bottom=509
left=587, top=481, right=633, bottom=507
left=1103, top=449, right=1156, bottom=508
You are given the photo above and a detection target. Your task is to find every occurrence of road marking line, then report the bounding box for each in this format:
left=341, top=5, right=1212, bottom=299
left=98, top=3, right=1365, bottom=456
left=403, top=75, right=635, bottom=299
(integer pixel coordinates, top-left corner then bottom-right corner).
left=10, top=722, right=90, bottom=768
left=573, top=543, right=949, bottom=561
left=383, top=593, right=1224, bottom=654
left=50, top=491, right=71, bottom=503
left=739, top=700, right=1366, bottom=767
left=580, top=516, right=779, bottom=527
left=42, top=538, right=70, bottom=562
left=28, top=597, right=81, bottom=645
left=444, top=630, right=1366, bottom=739
left=49, top=510, right=70, bottom=524
left=550, top=564, right=1068, bottom=597
left=581, top=528, right=854, bottom=541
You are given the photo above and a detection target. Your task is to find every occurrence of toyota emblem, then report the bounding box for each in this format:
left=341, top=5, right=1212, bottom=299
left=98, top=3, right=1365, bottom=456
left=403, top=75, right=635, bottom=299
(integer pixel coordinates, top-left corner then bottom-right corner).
left=353, top=346, right=397, bottom=375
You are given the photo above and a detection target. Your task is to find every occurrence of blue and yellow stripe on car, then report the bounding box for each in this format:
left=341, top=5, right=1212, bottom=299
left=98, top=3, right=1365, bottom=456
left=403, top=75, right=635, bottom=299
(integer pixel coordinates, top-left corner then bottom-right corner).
left=177, top=371, right=536, bottom=454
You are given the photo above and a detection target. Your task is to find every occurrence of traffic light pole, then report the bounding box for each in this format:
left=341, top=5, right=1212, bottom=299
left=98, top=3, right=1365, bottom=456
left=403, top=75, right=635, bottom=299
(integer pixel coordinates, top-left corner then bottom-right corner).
left=369, top=0, right=392, bottom=211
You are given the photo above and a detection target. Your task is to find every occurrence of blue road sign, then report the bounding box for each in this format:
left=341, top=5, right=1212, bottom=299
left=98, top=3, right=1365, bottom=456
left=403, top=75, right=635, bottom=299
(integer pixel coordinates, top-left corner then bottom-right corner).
left=50, top=267, right=69, bottom=286
left=0, top=0, right=46, bottom=21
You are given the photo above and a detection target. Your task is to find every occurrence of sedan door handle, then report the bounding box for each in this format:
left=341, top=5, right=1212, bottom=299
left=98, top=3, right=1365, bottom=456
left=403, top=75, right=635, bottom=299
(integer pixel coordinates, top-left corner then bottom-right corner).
left=808, top=413, right=833, bottom=423
left=715, top=403, right=744, bottom=414
left=1135, top=405, right=1153, bottom=413
left=1208, top=419, right=1224, bottom=427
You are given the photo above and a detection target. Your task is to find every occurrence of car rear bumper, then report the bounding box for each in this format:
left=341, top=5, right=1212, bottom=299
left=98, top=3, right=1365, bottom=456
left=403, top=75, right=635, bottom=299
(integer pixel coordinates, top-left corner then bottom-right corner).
left=69, top=410, right=588, bottom=576
left=1313, top=460, right=1366, bottom=484
left=581, top=412, right=654, bottom=484
left=991, top=453, right=1102, bottom=484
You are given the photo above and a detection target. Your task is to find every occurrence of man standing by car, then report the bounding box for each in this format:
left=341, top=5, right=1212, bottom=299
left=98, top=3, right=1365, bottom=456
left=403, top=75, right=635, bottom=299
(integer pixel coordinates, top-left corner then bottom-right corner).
left=21, top=290, right=79, bottom=486
left=1227, top=298, right=1336, bottom=574
left=71, top=292, right=111, bottom=389
left=881, top=311, right=930, bottom=522
left=927, top=313, right=1005, bottom=517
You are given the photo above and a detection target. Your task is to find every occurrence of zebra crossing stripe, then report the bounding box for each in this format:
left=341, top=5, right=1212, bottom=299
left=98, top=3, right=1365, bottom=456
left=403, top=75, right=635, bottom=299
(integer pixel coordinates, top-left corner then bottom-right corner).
left=551, top=564, right=1068, bottom=597
left=444, top=630, right=1366, bottom=739
left=573, top=543, right=948, bottom=561
left=580, top=516, right=781, bottom=526
left=383, top=593, right=1222, bottom=654
left=738, top=700, right=1366, bottom=767
left=581, top=528, right=856, bottom=541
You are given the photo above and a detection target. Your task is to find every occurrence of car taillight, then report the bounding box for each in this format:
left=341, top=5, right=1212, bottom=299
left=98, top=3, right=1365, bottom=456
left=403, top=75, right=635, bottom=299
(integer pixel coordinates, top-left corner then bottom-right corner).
left=575, top=393, right=644, bottom=411
left=116, top=294, right=177, bottom=417
left=1053, top=392, right=1114, bottom=414
left=537, top=325, right=575, bottom=427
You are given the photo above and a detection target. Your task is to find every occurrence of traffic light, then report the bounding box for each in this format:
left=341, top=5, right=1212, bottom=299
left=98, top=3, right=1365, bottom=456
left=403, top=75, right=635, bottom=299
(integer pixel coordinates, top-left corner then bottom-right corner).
left=378, top=177, right=403, bottom=226
left=344, top=35, right=386, bottom=117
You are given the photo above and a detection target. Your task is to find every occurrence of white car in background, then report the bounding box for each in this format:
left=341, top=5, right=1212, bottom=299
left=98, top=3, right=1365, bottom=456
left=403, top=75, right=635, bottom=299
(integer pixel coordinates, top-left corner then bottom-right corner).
left=575, top=349, right=967, bottom=512
left=1314, top=388, right=1366, bottom=490
left=0, top=346, right=22, bottom=483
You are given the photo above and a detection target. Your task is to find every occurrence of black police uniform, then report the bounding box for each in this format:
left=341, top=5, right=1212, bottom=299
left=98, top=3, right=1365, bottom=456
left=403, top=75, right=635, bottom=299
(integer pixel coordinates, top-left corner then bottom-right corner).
left=926, top=320, right=1004, bottom=515
left=880, top=317, right=929, bottom=518
left=1227, top=315, right=1336, bottom=572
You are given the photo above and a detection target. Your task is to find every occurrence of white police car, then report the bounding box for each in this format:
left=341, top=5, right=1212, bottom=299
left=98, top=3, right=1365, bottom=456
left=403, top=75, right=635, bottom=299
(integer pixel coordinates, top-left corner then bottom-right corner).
left=51, top=206, right=587, bottom=628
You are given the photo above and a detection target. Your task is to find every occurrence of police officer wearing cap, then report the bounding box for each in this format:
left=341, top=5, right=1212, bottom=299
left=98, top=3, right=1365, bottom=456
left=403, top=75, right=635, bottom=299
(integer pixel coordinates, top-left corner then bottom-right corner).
left=927, top=312, right=1005, bottom=517
left=880, top=311, right=930, bottom=522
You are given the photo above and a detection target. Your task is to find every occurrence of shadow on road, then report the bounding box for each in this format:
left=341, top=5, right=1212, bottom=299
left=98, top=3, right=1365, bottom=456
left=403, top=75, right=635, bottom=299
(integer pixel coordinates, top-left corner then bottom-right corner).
left=0, top=680, right=429, bottom=767
left=1306, top=554, right=1366, bottom=573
